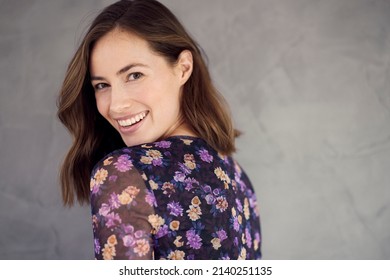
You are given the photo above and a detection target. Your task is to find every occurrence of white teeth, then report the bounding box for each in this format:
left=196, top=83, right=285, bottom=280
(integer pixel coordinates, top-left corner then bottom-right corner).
left=118, top=112, right=146, bottom=127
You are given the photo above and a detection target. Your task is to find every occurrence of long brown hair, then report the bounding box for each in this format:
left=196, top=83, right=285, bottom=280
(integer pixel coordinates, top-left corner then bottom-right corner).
left=57, top=0, right=239, bottom=206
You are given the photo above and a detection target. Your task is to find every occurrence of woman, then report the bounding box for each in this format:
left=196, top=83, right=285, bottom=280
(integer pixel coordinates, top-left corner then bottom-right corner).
left=58, top=0, right=261, bottom=260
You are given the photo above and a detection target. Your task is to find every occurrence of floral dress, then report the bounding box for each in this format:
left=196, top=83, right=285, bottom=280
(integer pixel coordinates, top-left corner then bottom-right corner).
left=90, top=136, right=261, bottom=260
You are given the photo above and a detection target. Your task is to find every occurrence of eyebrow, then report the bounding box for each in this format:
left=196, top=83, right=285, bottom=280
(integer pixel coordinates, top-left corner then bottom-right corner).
left=90, top=63, right=148, bottom=81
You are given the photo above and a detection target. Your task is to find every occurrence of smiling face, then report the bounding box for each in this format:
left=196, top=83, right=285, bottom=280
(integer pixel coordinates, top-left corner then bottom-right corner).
left=90, top=28, right=194, bottom=147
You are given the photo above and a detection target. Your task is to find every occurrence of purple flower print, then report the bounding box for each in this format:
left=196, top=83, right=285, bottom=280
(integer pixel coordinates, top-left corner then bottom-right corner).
left=235, top=198, right=243, bottom=213
left=167, top=201, right=183, bottom=217
left=109, top=193, right=120, bottom=209
left=245, top=227, right=252, bottom=248
left=105, top=212, right=122, bottom=228
left=216, top=229, right=227, bottom=241
left=91, top=183, right=100, bottom=194
left=232, top=216, right=240, bottom=232
left=122, top=234, right=135, bottom=247
left=178, top=162, right=191, bottom=175
left=186, top=229, right=202, bottom=249
left=255, top=232, right=261, bottom=244
left=155, top=141, right=171, bottom=148
left=134, top=230, right=144, bottom=239
left=152, top=158, right=163, bottom=166
left=90, top=136, right=262, bottom=260
left=184, top=177, right=199, bottom=191
left=114, top=155, right=133, bottom=172
left=98, top=203, right=111, bottom=216
left=205, top=194, right=215, bottom=205
left=109, top=175, right=118, bottom=182
left=239, top=181, right=247, bottom=192
left=198, top=149, right=213, bottom=163
left=94, top=239, right=101, bottom=254
left=145, top=191, right=157, bottom=207
left=220, top=253, right=230, bottom=260
left=121, top=224, right=135, bottom=234
left=249, top=192, right=257, bottom=208
left=156, top=225, right=169, bottom=238
left=202, top=185, right=212, bottom=193
left=174, top=171, right=186, bottom=182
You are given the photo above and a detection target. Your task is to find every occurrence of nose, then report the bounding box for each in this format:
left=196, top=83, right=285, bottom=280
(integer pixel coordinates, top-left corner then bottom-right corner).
left=109, top=84, right=131, bottom=114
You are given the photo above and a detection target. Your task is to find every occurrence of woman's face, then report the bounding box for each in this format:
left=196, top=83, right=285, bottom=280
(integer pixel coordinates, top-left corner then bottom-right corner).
left=90, top=28, right=193, bottom=147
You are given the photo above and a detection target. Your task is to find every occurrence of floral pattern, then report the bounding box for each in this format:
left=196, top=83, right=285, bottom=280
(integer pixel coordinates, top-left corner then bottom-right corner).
left=90, top=136, right=261, bottom=260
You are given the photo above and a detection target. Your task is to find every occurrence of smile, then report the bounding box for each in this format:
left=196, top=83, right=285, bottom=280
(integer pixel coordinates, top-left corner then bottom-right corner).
left=117, top=111, right=148, bottom=127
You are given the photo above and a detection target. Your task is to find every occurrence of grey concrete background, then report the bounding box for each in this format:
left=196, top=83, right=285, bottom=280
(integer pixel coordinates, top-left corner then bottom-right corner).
left=0, top=0, right=389, bottom=259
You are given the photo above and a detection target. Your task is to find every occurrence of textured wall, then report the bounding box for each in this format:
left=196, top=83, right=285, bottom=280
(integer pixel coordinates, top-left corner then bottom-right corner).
left=0, top=0, right=389, bottom=259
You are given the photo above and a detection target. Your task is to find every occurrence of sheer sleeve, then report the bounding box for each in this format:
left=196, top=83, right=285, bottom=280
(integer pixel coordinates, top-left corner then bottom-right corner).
left=90, top=152, right=155, bottom=260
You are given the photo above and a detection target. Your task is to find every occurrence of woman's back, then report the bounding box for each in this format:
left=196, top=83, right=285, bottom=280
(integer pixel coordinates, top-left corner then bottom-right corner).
left=90, top=136, right=261, bottom=259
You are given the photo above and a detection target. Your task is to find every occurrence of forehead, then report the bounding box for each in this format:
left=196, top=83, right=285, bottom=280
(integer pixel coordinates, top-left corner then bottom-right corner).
left=89, top=29, right=154, bottom=73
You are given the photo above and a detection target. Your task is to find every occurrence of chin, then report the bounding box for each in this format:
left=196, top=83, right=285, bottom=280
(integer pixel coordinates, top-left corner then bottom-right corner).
left=122, top=135, right=156, bottom=148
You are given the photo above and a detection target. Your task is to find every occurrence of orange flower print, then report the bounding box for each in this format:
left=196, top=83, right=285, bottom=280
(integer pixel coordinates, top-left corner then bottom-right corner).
left=215, top=196, right=228, bottom=212
left=149, top=179, right=159, bottom=190
left=107, top=234, right=118, bottom=247
left=214, top=167, right=231, bottom=184
left=118, top=192, right=132, bottom=205
left=146, top=149, right=162, bottom=159
left=90, top=178, right=97, bottom=191
left=90, top=137, right=262, bottom=260
left=184, top=160, right=196, bottom=170
left=211, top=238, right=221, bottom=250
left=254, top=238, right=260, bottom=251
left=133, top=239, right=150, bottom=257
left=148, top=214, right=165, bottom=231
left=162, top=182, right=175, bottom=197
left=94, top=168, right=108, bottom=185
left=191, top=196, right=201, bottom=207
left=141, top=144, right=153, bottom=149
left=238, top=247, right=247, bottom=260
left=102, top=243, right=116, bottom=260
left=174, top=236, right=184, bottom=248
left=103, top=156, right=113, bottom=166
left=124, top=186, right=140, bottom=197
left=184, top=153, right=196, bottom=170
left=167, top=250, right=185, bottom=260
left=140, top=156, right=153, bottom=165
left=231, top=207, right=237, bottom=217
left=170, top=220, right=180, bottom=231
left=181, top=139, right=193, bottom=145
left=184, top=154, right=195, bottom=162
left=244, top=198, right=250, bottom=220
left=186, top=205, right=202, bottom=221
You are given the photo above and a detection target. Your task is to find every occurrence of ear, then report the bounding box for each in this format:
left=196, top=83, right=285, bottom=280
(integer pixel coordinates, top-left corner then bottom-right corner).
left=176, top=50, right=193, bottom=85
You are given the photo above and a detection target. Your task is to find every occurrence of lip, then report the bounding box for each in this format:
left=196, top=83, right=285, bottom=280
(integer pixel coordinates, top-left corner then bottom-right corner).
left=115, top=110, right=149, bottom=134
left=114, top=110, right=149, bottom=121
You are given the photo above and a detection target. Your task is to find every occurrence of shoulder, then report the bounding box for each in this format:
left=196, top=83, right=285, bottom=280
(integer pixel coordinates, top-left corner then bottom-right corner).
left=90, top=136, right=214, bottom=189
left=90, top=138, right=180, bottom=191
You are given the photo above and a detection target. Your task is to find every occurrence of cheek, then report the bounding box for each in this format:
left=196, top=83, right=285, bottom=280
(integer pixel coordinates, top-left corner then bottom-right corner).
left=95, top=95, right=109, bottom=117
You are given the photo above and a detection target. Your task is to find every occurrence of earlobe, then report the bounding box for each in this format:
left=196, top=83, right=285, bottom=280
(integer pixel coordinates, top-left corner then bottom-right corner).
left=177, top=50, right=193, bottom=84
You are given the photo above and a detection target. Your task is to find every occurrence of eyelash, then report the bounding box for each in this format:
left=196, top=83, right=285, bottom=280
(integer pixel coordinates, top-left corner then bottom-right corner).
left=128, top=72, right=144, bottom=81
left=93, top=72, right=144, bottom=91
left=94, top=83, right=108, bottom=91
